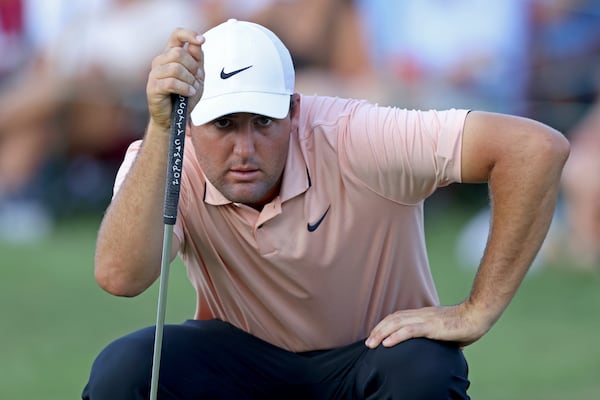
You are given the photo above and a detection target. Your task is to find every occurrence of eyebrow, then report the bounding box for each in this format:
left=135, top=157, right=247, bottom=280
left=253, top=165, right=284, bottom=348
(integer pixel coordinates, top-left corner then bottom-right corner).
left=216, top=113, right=268, bottom=119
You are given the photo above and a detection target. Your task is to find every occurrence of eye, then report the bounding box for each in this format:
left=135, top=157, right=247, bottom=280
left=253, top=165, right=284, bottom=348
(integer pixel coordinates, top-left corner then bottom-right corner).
left=213, top=118, right=231, bottom=129
left=255, top=116, right=273, bottom=127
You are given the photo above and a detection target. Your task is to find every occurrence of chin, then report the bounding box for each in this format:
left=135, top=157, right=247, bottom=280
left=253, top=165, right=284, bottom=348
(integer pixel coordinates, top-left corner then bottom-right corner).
left=226, top=188, right=264, bottom=205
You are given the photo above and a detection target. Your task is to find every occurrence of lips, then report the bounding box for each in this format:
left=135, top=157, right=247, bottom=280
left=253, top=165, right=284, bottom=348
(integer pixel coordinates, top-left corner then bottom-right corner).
left=228, top=167, right=260, bottom=181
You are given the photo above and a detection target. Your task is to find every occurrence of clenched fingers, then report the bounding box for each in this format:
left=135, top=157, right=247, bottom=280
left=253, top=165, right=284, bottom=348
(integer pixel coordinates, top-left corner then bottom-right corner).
left=150, top=47, right=202, bottom=97
left=147, top=29, right=205, bottom=129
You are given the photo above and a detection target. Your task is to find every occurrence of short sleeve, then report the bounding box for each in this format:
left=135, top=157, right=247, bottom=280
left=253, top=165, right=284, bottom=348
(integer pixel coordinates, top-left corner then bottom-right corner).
left=112, top=140, right=143, bottom=198
left=341, top=104, right=469, bottom=204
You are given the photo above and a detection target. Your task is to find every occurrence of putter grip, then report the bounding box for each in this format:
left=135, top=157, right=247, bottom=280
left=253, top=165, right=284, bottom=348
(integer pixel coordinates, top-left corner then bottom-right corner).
left=163, top=94, right=188, bottom=225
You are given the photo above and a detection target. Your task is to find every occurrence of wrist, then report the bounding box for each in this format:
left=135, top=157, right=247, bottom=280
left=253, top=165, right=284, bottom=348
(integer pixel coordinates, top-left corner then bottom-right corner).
left=146, top=118, right=172, bottom=140
left=460, top=297, right=500, bottom=336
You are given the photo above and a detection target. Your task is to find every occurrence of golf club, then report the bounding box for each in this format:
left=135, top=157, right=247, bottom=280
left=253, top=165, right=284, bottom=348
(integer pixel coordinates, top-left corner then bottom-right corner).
left=149, top=93, right=188, bottom=400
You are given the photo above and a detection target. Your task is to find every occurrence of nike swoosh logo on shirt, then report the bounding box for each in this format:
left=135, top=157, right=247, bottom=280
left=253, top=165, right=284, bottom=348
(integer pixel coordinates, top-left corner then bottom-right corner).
left=220, top=65, right=253, bottom=79
left=307, top=206, right=331, bottom=232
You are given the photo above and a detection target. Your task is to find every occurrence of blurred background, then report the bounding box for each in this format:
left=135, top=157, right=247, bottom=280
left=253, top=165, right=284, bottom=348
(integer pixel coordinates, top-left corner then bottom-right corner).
left=1, top=0, right=599, bottom=399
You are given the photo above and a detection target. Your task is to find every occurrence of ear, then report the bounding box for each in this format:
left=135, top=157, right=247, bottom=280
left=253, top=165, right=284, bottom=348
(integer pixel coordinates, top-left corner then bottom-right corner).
left=290, top=93, right=301, bottom=122
left=289, top=93, right=301, bottom=134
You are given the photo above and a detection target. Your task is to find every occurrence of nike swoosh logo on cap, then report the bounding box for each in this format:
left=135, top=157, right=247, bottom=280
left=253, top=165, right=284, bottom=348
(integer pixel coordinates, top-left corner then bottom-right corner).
left=307, top=205, right=330, bottom=232
left=220, top=65, right=253, bottom=79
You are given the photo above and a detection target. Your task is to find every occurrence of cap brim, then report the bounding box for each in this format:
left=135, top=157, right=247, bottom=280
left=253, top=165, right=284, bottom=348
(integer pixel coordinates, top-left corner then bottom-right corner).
left=190, top=92, right=290, bottom=126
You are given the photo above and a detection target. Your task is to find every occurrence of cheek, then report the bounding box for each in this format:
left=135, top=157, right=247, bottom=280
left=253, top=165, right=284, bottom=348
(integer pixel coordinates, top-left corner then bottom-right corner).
left=191, top=137, right=226, bottom=175
left=268, top=135, right=291, bottom=170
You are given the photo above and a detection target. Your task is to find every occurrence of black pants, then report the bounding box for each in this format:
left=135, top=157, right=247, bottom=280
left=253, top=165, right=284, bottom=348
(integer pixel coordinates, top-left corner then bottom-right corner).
left=82, top=319, right=470, bottom=399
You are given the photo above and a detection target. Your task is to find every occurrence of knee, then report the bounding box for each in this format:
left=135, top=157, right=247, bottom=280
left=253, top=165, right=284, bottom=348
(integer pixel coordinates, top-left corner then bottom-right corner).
left=83, top=321, right=245, bottom=399
left=359, top=338, right=470, bottom=399
left=82, top=327, right=154, bottom=400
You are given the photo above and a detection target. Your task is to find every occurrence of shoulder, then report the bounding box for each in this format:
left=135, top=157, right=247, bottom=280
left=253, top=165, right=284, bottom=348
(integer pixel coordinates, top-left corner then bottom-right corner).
left=298, top=95, right=369, bottom=127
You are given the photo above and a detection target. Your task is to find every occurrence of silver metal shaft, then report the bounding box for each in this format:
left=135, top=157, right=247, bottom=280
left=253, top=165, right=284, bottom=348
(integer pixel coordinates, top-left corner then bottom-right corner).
left=149, top=224, right=174, bottom=400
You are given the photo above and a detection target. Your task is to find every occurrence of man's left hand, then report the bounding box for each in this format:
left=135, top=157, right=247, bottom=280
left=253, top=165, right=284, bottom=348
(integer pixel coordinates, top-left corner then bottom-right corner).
left=365, top=303, right=491, bottom=349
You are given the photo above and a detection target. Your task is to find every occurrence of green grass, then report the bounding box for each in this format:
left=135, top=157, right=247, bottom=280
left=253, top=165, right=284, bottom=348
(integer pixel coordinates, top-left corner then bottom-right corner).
left=1, top=208, right=598, bottom=399
left=0, top=215, right=195, bottom=400
left=425, top=205, right=600, bottom=399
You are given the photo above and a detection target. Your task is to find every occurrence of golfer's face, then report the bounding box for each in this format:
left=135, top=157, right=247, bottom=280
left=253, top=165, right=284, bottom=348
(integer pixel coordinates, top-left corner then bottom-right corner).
left=191, top=110, right=294, bottom=209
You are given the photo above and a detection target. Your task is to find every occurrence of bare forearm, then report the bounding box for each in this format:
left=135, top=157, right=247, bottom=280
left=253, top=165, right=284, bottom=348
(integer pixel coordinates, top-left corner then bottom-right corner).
left=466, top=123, right=569, bottom=330
left=95, top=122, right=172, bottom=296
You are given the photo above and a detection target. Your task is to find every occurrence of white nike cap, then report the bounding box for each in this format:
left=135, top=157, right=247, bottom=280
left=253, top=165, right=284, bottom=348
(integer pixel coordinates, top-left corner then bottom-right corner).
left=190, top=19, right=295, bottom=126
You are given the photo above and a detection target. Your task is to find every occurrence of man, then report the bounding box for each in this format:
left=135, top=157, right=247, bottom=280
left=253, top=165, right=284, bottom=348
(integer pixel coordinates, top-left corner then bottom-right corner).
left=83, top=20, right=569, bottom=399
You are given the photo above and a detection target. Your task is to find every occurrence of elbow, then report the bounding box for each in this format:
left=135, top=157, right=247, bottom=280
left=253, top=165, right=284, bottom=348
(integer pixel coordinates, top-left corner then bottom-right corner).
left=517, top=120, right=570, bottom=173
left=539, top=126, right=571, bottom=170
left=94, top=254, right=149, bottom=297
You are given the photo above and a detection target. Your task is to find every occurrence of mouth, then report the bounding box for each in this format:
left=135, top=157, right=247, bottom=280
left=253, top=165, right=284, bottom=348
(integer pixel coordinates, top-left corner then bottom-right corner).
left=228, top=167, right=260, bottom=181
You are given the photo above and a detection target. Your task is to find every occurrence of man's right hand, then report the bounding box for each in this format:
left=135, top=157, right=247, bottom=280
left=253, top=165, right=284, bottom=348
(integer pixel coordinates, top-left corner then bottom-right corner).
left=146, top=29, right=205, bottom=131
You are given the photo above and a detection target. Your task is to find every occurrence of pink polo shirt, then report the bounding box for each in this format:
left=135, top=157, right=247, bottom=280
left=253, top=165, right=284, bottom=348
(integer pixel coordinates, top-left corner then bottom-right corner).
left=115, top=95, right=468, bottom=352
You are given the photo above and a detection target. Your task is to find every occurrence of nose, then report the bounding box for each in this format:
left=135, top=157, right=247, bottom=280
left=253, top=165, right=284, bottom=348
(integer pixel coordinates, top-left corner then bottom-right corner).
left=233, top=125, right=256, bottom=158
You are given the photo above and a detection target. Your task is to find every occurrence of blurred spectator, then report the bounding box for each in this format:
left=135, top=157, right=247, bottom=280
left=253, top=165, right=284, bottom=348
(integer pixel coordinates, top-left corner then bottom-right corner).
left=0, top=0, right=203, bottom=242
left=527, top=0, right=600, bottom=133
left=353, top=0, right=532, bottom=113
left=558, top=83, right=600, bottom=270
left=0, top=0, right=107, bottom=242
